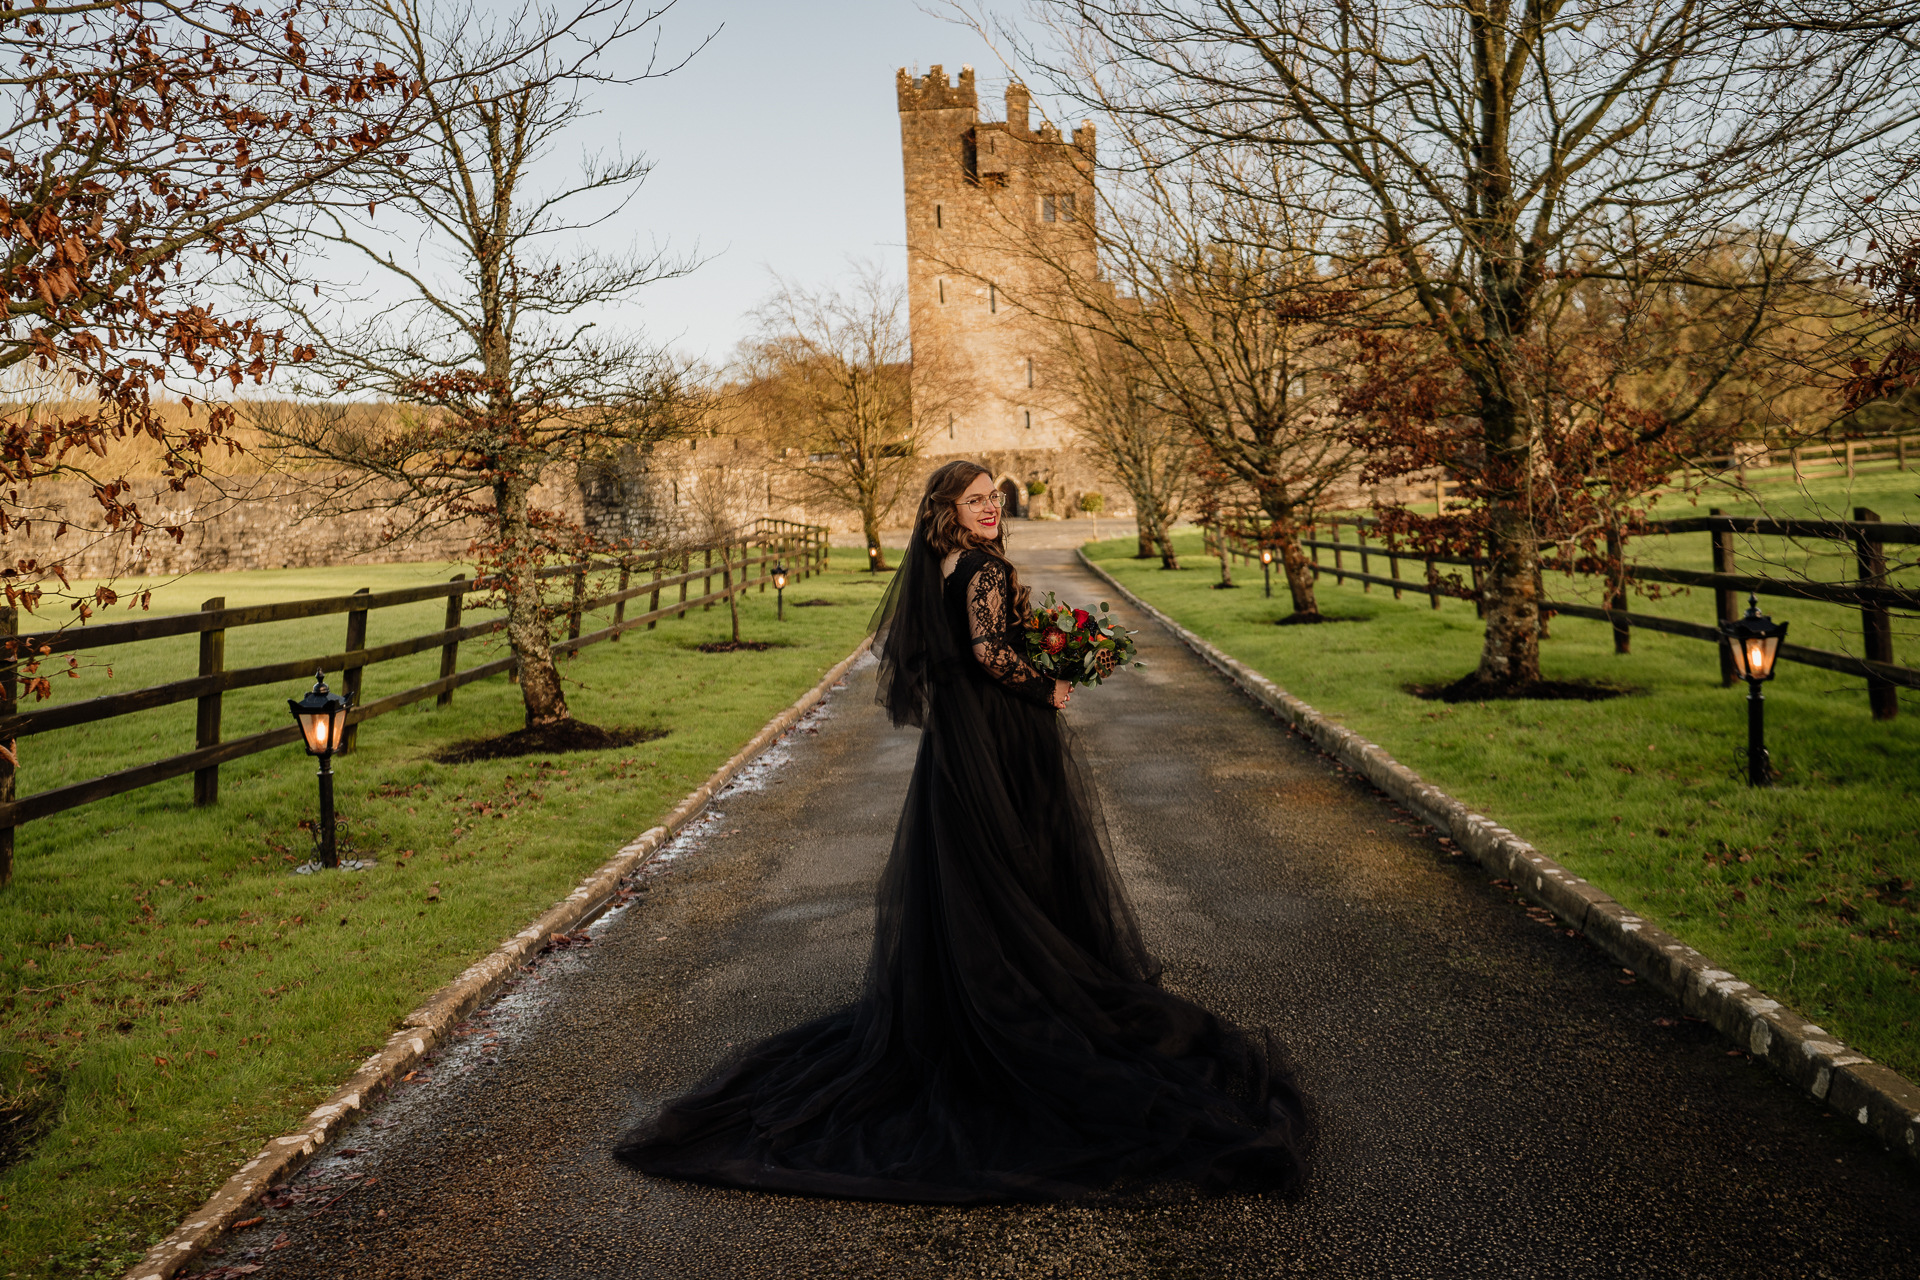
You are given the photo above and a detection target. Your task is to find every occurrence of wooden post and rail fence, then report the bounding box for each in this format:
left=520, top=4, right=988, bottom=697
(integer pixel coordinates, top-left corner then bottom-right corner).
left=1204, top=510, right=1918, bottom=717
left=0, top=518, right=830, bottom=885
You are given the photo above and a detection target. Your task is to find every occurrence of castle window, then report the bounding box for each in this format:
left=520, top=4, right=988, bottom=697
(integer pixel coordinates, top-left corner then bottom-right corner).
left=939, top=279, right=945, bottom=303
left=1042, top=195, right=1055, bottom=222
left=1027, top=358, right=1034, bottom=388
left=936, top=204, right=943, bottom=229
left=948, top=413, right=955, bottom=440
left=990, top=284, right=997, bottom=313
left=1043, top=193, right=1077, bottom=223
left=1025, top=410, right=1032, bottom=429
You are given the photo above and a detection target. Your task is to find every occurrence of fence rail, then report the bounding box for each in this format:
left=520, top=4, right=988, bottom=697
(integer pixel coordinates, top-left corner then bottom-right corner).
left=1679, top=431, right=1918, bottom=488
left=1203, top=509, right=1919, bottom=716
left=0, top=518, right=830, bottom=883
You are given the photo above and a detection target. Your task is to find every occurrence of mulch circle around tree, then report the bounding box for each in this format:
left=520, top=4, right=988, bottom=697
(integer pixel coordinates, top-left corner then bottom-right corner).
left=791, top=599, right=839, bottom=607
left=1273, top=612, right=1368, bottom=626
left=696, top=640, right=779, bottom=653
left=1408, top=674, right=1633, bottom=703
left=431, top=721, right=667, bottom=764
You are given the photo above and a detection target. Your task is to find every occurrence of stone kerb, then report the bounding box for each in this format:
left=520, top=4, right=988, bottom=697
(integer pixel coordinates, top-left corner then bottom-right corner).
left=1078, top=549, right=1920, bottom=1172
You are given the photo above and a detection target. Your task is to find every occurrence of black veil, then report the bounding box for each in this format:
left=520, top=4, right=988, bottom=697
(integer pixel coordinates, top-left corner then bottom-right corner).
left=869, top=518, right=954, bottom=730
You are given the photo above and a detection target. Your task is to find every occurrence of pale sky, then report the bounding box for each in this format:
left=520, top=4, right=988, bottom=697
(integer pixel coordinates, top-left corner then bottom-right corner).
left=608, top=0, right=1030, bottom=366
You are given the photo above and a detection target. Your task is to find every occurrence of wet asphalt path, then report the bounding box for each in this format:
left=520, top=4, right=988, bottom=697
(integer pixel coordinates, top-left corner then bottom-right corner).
left=210, top=549, right=1920, bottom=1279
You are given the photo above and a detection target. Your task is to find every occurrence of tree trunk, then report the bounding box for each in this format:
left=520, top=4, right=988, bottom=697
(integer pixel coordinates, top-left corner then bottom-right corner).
left=497, top=473, right=571, bottom=727
left=1476, top=501, right=1543, bottom=687
left=1136, top=518, right=1155, bottom=559
left=1273, top=529, right=1319, bottom=616
left=721, top=542, right=741, bottom=643
left=1149, top=506, right=1180, bottom=570
left=861, top=497, right=889, bottom=571
left=1213, top=528, right=1235, bottom=588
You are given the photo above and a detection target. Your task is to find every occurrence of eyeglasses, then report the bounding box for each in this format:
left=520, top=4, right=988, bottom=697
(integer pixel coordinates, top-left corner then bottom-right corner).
left=956, top=492, right=1007, bottom=513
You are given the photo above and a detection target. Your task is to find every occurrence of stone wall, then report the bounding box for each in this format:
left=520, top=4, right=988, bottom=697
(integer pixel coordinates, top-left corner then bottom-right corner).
left=2, top=468, right=583, bottom=579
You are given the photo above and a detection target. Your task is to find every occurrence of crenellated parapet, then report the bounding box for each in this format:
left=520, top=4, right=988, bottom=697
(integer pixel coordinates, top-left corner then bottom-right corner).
left=896, top=63, right=977, bottom=112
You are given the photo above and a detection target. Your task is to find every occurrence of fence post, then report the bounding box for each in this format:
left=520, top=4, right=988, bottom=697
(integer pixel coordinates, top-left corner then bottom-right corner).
left=340, top=587, right=370, bottom=753
left=1331, top=520, right=1345, bottom=582
left=1606, top=529, right=1630, bottom=654
left=1845, top=439, right=1856, bottom=479
left=703, top=549, right=714, bottom=612
left=1855, top=507, right=1898, bottom=721
left=566, top=559, right=587, bottom=657
left=437, top=575, right=464, bottom=707
left=1387, top=536, right=1403, bottom=600
left=648, top=554, right=662, bottom=630
left=612, top=560, right=630, bottom=640
left=1900, top=435, right=1909, bottom=471
left=678, top=552, right=691, bottom=618
left=1710, top=508, right=1739, bottom=686
left=1356, top=522, right=1372, bottom=592
left=1426, top=556, right=1440, bottom=609
left=0, top=606, right=15, bottom=887
left=193, top=596, right=226, bottom=806
left=1791, top=447, right=1803, bottom=481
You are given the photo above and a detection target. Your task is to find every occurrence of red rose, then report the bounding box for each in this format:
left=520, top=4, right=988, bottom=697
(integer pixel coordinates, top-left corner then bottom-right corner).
left=1072, top=608, right=1092, bottom=630
left=1041, top=628, right=1069, bottom=654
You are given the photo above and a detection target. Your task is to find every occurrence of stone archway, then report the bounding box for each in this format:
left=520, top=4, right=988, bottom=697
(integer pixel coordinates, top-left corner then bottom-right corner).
left=997, top=477, right=1023, bottom=519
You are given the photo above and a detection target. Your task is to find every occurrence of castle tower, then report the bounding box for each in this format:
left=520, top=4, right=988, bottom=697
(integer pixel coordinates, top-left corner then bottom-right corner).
left=897, top=65, right=1097, bottom=464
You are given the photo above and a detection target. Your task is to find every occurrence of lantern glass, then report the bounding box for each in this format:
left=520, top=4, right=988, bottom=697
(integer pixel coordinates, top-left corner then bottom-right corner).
left=772, top=563, right=788, bottom=591
left=1261, top=548, right=1273, bottom=565
left=288, top=672, right=349, bottom=757
left=1720, top=596, right=1788, bottom=683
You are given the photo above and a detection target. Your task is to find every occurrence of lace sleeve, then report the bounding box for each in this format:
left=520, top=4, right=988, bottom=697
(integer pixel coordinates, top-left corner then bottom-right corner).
left=965, top=557, right=1058, bottom=708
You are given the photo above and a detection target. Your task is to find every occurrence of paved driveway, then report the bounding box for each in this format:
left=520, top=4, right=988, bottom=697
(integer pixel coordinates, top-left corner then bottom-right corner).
left=208, top=549, right=1920, bottom=1279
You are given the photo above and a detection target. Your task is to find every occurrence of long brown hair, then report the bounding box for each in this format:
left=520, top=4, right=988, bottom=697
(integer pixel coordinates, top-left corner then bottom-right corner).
left=915, top=460, right=1030, bottom=614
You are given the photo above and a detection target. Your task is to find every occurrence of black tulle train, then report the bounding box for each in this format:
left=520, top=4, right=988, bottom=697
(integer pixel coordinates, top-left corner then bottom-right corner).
left=612, top=545, right=1309, bottom=1202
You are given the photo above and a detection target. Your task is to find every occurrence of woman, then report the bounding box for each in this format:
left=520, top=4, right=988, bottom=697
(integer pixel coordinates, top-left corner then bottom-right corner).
left=614, top=460, right=1309, bottom=1202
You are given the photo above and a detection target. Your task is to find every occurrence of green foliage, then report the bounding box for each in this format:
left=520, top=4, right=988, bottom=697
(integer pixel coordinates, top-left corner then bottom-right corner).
left=0, top=557, right=881, bottom=1276
left=1077, top=492, right=1105, bottom=515
left=1088, top=477, right=1919, bottom=1083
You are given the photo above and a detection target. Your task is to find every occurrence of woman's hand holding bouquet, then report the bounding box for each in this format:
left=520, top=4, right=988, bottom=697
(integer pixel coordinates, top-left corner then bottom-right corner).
left=1022, top=592, right=1143, bottom=686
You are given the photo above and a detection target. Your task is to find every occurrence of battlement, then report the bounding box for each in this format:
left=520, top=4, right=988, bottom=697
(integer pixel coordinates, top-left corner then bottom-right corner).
left=897, top=64, right=977, bottom=112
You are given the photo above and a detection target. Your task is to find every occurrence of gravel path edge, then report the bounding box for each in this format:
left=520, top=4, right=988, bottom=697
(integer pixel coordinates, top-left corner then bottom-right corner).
left=126, top=636, right=875, bottom=1280
left=1079, top=550, right=1920, bottom=1171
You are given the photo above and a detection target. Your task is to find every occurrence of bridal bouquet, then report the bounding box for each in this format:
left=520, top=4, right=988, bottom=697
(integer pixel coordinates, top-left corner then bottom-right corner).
left=1022, top=592, right=1142, bottom=686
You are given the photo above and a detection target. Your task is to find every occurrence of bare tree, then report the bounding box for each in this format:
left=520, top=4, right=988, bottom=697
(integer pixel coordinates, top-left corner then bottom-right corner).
left=1040, top=0, right=1920, bottom=689
left=740, top=264, right=962, bottom=570
left=676, top=439, right=770, bottom=646
left=248, top=0, right=706, bottom=728
left=1004, top=140, right=1370, bottom=617
left=1040, top=320, right=1195, bottom=568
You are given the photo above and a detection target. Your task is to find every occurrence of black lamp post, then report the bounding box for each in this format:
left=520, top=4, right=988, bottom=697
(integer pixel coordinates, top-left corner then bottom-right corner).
left=1720, top=593, right=1788, bottom=786
left=288, top=671, right=350, bottom=867
left=1259, top=547, right=1274, bottom=598
left=772, top=561, right=788, bottom=621
left=867, top=545, right=879, bottom=573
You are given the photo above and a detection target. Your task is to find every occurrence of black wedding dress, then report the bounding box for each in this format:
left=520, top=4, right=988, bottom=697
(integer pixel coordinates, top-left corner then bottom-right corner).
left=612, top=534, right=1310, bottom=1203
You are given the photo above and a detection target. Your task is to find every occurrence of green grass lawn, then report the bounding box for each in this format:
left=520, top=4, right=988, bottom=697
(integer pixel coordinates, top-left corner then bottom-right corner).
left=1088, top=472, right=1919, bottom=1085
left=0, top=554, right=889, bottom=1278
